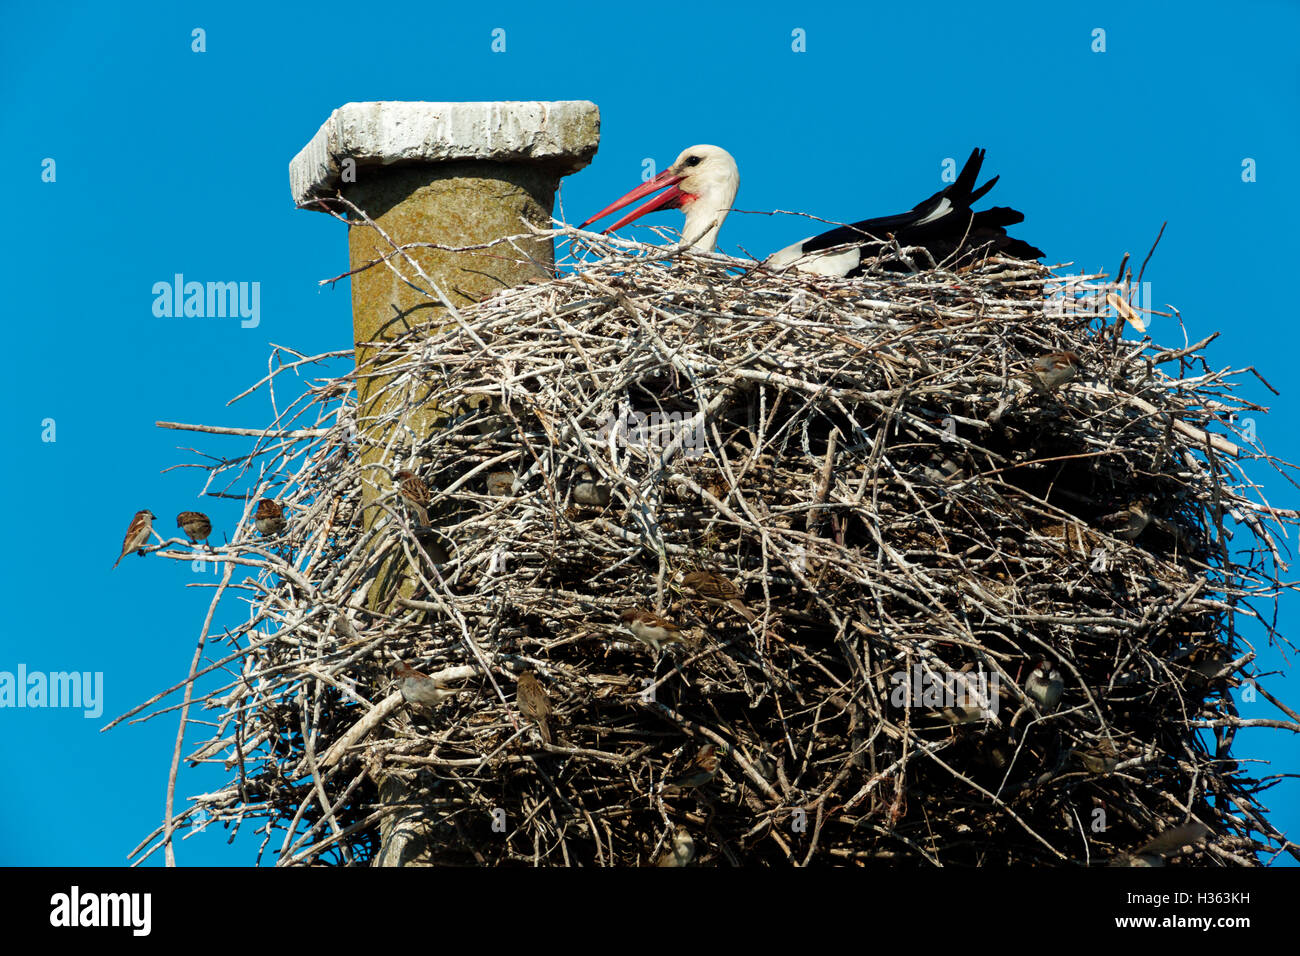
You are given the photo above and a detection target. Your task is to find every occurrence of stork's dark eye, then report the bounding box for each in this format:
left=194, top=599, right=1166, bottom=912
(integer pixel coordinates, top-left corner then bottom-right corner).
left=684, top=155, right=701, bottom=167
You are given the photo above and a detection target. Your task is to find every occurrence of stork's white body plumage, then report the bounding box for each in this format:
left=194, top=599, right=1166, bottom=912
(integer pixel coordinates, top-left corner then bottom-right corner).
left=764, top=242, right=862, bottom=276
left=580, top=145, right=1042, bottom=277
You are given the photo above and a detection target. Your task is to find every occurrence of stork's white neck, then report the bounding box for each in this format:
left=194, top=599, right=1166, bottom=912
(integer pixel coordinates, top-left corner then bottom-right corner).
left=682, top=198, right=729, bottom=252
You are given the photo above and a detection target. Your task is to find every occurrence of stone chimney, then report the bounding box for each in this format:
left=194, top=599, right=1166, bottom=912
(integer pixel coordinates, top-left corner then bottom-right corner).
left=289, top=100, right=599, bottom=525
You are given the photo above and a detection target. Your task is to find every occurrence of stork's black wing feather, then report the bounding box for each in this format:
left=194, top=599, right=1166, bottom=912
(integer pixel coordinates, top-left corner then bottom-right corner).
left=795, top=147, right=1042, bottom=266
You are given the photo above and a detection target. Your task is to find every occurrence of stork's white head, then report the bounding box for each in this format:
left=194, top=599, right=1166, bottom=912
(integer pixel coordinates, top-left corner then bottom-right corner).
left=579, top=144, right=739, bottom=252
left=665, top=145, right=739, bottom=250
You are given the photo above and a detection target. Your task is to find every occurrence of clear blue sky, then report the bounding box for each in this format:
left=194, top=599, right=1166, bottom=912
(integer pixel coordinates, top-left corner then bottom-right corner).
left=2, top=0, right=1296, bottom=866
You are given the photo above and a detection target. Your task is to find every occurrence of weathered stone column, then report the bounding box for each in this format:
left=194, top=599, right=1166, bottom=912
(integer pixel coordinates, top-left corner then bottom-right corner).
left=289, top=100, right=599, bottom=512
left=291, top=100, right=598, bottom=364
left=288, top=101, right=599, bottom=867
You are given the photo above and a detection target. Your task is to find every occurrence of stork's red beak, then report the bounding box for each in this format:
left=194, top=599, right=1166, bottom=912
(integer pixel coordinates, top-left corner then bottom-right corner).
left=579, top=168, right=689, bottom=234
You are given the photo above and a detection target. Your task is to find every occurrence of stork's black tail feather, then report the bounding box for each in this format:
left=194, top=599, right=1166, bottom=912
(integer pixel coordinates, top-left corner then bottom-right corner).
left=974, top=206, right=1025, bottom=228
left=831, top=147, right=1041, bottom=269
left=972, top=208, right=1044, bottom=259
left=767, top=147, right=1043, bottom=276
left=950, top=147, right=987, bottom=202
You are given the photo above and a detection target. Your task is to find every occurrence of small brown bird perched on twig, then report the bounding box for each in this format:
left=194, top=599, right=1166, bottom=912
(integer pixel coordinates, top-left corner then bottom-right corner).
left=654, top=827, right=696, bottom=867
left=176, top=511, right=212, bottom=546
left=573, top=465, right=612, bottom=507
left=619, top=608, right=694, bottom=654
left=1097, top=500, right=1151, bottom=541
left=393, top=469, right=433, bottom=526
left=1181, top=642, right=1233, bottom=689
left=1023, top=350, right=1081, bottom=393
left=112, top=509, right=156, bottom=569
left=485, top=470, right=515, bottom=497
left=663, top=743, right=719, bottom=791
left=1108, top=822, right=1211, bottom=867
left=677, top=569, right=757, bottom=624
left=392, top=661, right=454, bottom=708
left=516, top=671, right=553, bottom=745
left=1024, top=659, right=1063, bottom=710
left=254, top=498, right=286, bottom=536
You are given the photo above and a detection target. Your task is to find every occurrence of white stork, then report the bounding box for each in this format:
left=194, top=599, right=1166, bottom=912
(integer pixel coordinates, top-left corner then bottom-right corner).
left=578, top=145, right=1042, bottom=276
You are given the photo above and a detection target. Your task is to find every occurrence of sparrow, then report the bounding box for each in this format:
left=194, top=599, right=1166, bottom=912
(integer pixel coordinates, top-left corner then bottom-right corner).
left=654, top=827, right=696, bottom=867
left=393, top=469, right=433, bottom=526
left=1024, top=659, right=1063, bottom=710
left=573, top=466, right=611, bottom=507
left=485, top=470, right=514, bottom=497
left=112, top=509, right=156, bottom=568
left=1183, top=643, right=1232, bottom=688
left=619, top=608, right=693, bottom=653
left=677, top=569, right=757, bottom=624
left=1078, top=744, right=1119, bottom=776
left=1134, top=822, right=1210, bottom=856
left=924, top=448, right=966, bottom=484
left=1098, top=500, right=1151, bottom=541
left=664, top=743, right=719, bottom=791
left=516, top=671, right=553, bottom=745
left=1024, top=350, right=1081, bottom=392
left=176, top=511, right=212, bottom=545
left=1109, top=822, right=1211, bottom=867
left=392, top=661, right=453, bottom=708
left=254, top=498, right=286, bottom=536
left=1074, top=739, right=1143, bottom=775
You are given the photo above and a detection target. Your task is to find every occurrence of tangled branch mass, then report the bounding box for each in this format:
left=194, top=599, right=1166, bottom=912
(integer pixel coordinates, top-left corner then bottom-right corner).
left=127, top=232, right=1299, bottom=867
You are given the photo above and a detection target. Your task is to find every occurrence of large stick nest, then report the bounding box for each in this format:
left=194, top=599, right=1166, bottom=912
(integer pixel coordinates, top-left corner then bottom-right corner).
left=125, top=230, right=1300, bottom=866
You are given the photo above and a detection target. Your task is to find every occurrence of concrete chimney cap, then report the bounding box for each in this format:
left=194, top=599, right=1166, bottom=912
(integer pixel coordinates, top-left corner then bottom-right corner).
left=289, top=100, right=601, bottom=207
